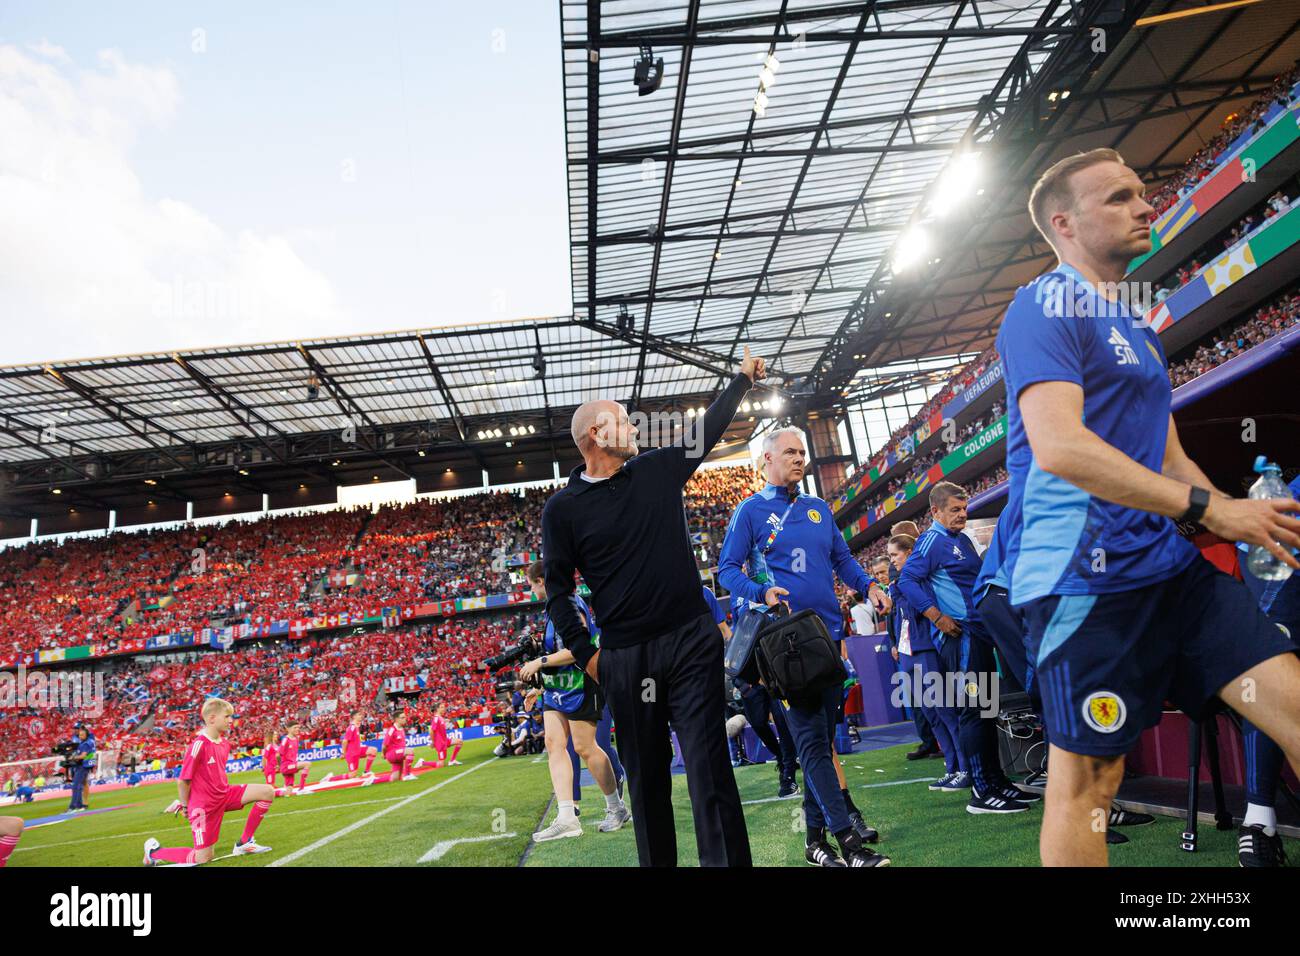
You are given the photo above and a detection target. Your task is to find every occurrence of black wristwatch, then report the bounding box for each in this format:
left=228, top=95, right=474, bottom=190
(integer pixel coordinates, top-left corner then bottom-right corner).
left=1181, top=485, right=1211, bottom=523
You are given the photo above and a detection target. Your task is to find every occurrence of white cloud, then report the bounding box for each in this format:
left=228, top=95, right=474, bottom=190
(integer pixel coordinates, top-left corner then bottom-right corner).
left=0, top=44, right=340, bottom=365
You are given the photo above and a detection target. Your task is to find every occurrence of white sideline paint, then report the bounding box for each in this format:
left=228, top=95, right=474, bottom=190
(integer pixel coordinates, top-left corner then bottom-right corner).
left=740, top=776, right=936, bottom=806
left=268, top=759, right=493, bottom=866
left=14, top=793, right=414, bottom=853
left=418, top=831, right=516, bottom=862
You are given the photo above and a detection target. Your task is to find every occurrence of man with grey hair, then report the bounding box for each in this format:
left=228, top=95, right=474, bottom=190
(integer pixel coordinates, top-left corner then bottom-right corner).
left=718, top=426, right=892, bottom=867
left=541, top=347, right=765, bottom=867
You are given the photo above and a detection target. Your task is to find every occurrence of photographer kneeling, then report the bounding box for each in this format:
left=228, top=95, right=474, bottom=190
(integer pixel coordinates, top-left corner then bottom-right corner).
left=520, top=562, right=631, bottom=841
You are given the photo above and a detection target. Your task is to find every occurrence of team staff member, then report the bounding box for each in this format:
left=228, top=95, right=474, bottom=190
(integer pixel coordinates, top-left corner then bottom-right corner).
left=1235, top=471, right=1300, bottom=867
left=719, top=427, right=891, bottom=867
left=718, top=585, right=800, bottom=798
left=899, top=483, right=1028, bottom=814
left=520, top=562, right=630, bottom=841
left=541, top=347, right=766, bottom=867
left=1000, top=147, right=1300, bottom=866
left=66, top=727, right=95, bottom=813
left=881, top=539, right=939, bottom=760
left=889, top=534, right=963, bottom=784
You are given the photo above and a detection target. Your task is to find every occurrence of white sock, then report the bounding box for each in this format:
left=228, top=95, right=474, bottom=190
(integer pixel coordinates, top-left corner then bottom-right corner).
left=604, top=790, right=622, bottom=810
left=557, top=800, right=577, bottom=823
left=1243, top=802, right=1277, bottom=836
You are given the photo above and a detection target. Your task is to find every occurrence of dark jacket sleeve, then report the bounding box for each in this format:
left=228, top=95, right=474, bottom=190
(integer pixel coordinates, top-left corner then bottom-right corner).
left=541, top=498, right=597, bottom=670
left=669, top=372, right=752, bottom=485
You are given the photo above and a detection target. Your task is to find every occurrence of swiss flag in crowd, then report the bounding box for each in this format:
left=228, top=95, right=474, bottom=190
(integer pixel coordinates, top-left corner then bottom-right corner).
left=439, top=601, right=456, bottom=618
left=330, top=570, right=346, bottom=587
left=402, top=607, right=414, bottom=620
left=289, top=619, right=309, bottom=639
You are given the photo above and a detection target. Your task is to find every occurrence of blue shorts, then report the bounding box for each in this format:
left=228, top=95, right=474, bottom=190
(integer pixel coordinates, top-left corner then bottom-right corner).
left=1022, top=554, right=1296, bottom=757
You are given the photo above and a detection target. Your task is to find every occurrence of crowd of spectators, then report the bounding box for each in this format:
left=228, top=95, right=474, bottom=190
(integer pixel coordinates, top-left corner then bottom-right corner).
left=1144, top=63, right=1299, bottom=218
left=0, top=466, right=763, bottom=664
left=1167, top=287, right=1300, bottom=387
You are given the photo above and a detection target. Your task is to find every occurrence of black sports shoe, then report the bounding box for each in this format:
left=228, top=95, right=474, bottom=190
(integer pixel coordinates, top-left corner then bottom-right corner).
left=843, top=846, right=891, bottom=867
left=966, top=790, right=1029, bottom=815
left=805, top=840, right=846, bottom=867
left=998, top=783, right=1041, bottom=803
left=1238, top=824, right=1287, bottom=868
left=778, top=778, right=800, bottom=799
left=906, top=745, right=940, bottom=761
left=1108, top=805, right=1154, bottom=827
left=848, top=810, right=879, bottom=844
left=1106, top=828, right=1129, bottom=845
left=1022, top=768, right=1047, bottom=788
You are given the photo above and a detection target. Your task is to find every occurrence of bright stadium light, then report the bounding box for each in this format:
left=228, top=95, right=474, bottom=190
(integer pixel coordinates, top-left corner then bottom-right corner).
left=687, top=407, right=697, bottom=418
left=931, top=152, right=982, bottom=216
left=891, top=226, right=929, bottom=274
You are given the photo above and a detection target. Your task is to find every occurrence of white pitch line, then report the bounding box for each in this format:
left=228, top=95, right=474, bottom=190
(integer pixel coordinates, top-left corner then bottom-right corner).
left=268, top=759, right=493, bottom=867
left=418, top=831, right=517, bottom=863
left=13, top=792, right=415, bottom=853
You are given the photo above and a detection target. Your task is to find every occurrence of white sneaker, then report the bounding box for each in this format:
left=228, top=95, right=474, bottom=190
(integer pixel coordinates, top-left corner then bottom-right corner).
left=401, top=774, right=418, bottom=781
left=361, top=775, right=375, bottom=787
left=598, top=804, right=632, bottom=833
left=533, top=817, right=583, bottom=842
left=449, top=760, right=463, bottom=766
left=233, top=838, right=271, bottom=855
left=320, top=773, right=334, bottom=784
left=143, top=837, right=160, bottom=866
left=414, top=758, right=425, bottom=769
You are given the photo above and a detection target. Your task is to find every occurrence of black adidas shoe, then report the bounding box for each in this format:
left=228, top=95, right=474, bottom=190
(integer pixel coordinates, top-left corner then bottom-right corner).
left=805, top=840, right=846, bottom=867
left=1106, top=828, right=1129, bottom=845
left=843, top=846, right=891, bottom=867
left=778, top=778, right=800, bottom=799
left=848, top=810, right=879, bottom=844
left=1238, top=824, right=1288, bottom=868
left=997, top=782, right=1041, bottom=803
left=1108, top=805, right=1154, bottom=827
left=966, top=790, right=1029, bottom=815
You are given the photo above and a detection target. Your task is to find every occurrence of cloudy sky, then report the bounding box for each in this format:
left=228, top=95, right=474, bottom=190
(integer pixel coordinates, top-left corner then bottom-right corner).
left=0, top=1, right=572, bottom=366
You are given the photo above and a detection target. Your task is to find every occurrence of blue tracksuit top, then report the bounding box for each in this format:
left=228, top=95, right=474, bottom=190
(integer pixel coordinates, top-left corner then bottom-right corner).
left=897, top=521, right=984, bottom=630
left=718, top=482, right=877, bottom=642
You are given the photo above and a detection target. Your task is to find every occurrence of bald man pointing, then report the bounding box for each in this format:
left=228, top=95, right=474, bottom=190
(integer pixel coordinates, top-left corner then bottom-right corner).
left=541, top=347, right=765, bottom=866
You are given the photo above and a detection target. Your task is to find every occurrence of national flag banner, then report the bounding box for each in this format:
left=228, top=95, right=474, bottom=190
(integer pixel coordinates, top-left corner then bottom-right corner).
left=1203, top=243, right=1257, bottom=295
left=1193, top=156, right=1243, bottom=213
left=346, top=572, right=362, bottom=586
left=329, top=570, right=346, bottom=588
left=461, top=596, right=486, bottom=611
left=326, top=614, right=338, bottom=628
left=1249, top=204, right=1300, bottom=266
left=1167, top=273, right=1213, bottom=322
left=337, top=612, right=350, bottom=627
left=1146, top=301, right=1174, bottom=334
left=38, top=648, right=66, bottom=663
left=440, top=600, right=457, bottom=617
left=1154, top=195, right=1198, bottom=248
left=122, top=638, right=146, bottom=653
left=289, top=619, right=310, bottom=639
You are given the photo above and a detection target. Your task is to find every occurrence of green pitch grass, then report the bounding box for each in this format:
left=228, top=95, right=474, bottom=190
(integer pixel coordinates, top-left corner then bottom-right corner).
left=5, top=735, right=1292, bottom=867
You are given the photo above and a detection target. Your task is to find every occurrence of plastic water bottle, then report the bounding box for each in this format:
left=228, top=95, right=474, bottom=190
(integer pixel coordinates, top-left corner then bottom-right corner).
left=1246, top=456, right=1294, bottom=582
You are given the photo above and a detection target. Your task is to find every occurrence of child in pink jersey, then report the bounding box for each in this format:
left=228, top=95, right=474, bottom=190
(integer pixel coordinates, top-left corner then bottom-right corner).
left=144, top=698, right=274, bottom=866
left=431, top=702, right=463, bottom=767
left=380, top=712, right=416, bottom=782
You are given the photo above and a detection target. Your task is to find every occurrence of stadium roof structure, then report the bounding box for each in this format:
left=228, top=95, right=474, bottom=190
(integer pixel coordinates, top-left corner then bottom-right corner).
left=3, top=0, right=1297, bottom=529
